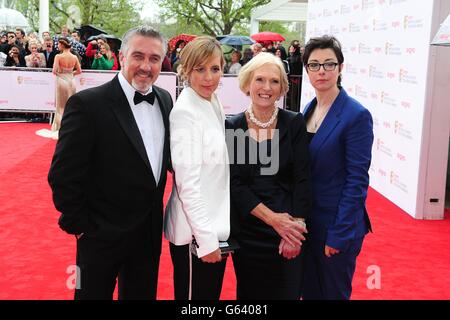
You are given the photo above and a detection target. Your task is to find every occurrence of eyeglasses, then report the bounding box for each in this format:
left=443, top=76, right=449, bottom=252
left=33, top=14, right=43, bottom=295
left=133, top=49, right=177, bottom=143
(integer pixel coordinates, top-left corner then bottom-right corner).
left=306, top=62, right=339, bottom=72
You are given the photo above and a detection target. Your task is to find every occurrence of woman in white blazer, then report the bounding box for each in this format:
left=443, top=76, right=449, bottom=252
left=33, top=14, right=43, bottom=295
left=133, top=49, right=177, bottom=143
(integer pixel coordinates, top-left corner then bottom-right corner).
left=164, top=36, right=230, bottom=300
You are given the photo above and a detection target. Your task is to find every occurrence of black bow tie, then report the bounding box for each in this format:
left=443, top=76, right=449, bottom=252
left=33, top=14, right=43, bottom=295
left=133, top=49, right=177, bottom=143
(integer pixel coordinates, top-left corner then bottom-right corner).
left=133, top=91, right=155, bottom=105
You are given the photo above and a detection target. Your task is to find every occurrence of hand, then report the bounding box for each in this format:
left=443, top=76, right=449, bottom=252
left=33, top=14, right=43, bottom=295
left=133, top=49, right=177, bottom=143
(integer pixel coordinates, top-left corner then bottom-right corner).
left=279, top=239, right=301, bottom=260
left=201, top=248, right=222, bottom=263
left=324, top=245, right=340, bottom=257
left=269, top=213, right=307, bottom=247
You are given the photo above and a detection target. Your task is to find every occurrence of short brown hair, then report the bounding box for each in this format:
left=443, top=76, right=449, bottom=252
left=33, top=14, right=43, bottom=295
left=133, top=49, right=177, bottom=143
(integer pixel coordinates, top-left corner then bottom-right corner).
left=177, top=36, right=225, bottom=83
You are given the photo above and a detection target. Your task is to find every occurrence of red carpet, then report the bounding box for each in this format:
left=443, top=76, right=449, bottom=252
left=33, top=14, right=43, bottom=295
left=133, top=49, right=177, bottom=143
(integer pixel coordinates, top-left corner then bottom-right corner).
left=1, top=123, right=449, bottom=300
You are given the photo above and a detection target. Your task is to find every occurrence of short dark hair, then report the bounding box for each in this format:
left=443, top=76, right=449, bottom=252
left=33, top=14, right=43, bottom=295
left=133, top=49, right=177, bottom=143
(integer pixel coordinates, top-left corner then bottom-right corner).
left=302, top=35, right=344, bottom=87
left=15, top=28, right=25, bottom=36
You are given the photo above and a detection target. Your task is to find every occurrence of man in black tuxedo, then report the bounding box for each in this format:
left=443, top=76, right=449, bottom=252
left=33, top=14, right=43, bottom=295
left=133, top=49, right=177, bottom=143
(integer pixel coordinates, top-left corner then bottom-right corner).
left=48, top=26, right=173, bottom=300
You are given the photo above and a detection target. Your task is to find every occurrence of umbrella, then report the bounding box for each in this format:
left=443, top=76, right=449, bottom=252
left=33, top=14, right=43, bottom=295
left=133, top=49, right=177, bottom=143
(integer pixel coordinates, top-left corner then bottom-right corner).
left=77, top=24, right=108, bottom=43
left=251, top=31, right=285, bottom=42
left=218, top=35, right=255, bottom=46
left=168, top=34, right=197, bottom=51
left=86, top=34, right=121, bottom=50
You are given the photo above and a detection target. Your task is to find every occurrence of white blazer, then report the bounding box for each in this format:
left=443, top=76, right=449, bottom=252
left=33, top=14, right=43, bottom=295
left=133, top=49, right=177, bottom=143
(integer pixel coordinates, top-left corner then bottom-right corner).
left=164, top=86, right=230, bottom=258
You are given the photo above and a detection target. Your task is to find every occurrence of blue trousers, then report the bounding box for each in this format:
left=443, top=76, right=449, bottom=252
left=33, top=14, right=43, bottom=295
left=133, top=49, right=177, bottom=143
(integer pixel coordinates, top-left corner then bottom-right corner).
left=301, top=237, right=364, bottom=300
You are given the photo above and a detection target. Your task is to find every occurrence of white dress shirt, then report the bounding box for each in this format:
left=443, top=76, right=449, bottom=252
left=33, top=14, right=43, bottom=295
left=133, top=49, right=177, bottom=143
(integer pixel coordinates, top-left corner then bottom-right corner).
left=118, top=72, right=165, bottom=183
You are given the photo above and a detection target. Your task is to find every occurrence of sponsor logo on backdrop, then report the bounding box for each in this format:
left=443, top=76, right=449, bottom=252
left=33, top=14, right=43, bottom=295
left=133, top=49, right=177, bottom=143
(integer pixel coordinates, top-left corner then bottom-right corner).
left=383, top=120, right=391, bottom=130
left=391, top=20, right=401, bottom=29
left=380, top=91, right=397, bottom=107
left=387, top=71, right=396, bottom=80
left=342, top=25, right=348, bottom=33
left=404, top=15, right=424, bottom=29
left=371, top=92, right=379, bottom=100
left=377, top=0, right=387, bottom=5
left=390, top=0, right=407, bottom=5
left=346, top=64, right=358, bottom=74
left=359, top=67, right=368, bottom=75
left=0, top=99, right=9, bottom=105
left=369, top=65, right=384, bottom=79
left=390, top=171, right=408, bottom=193
left=312, top=28, right=323, bottom=37
left=373, top=116, right=380, bottom=127
left=359, top=43, right=372, bottom=54
left=323, top=8, right=332, bottom=17
left=16, top=76, right=50, bottom=86
left=78, top=76, right=107, bottom=87
left=373, top=19, right=388, bottom=31
left=394, top=121, right=413, bottom=140
left=350, top=23, right=361, bottom=32
left=362, top=0, right=375, bottom=10
left=405, top=47, right=416, bottom=55
left=385, top=42, right=402, bottom=55
left=330, top=25, right=340, bottom=34
left=341, top=4, right=351, bottom=14
left=396, top=153, right=406, bottom=161
left=400, top=101, right=411, bottom=109
left=355, top=85, right=368, bottom=99
left=399, top=69, right=418, bottom=84
left=353, top=3, right=361, bottom=10
left=377, top=139, right=393, bottom=157
left=374, top=46, right=383, bottom=54
left=378, top=168, right=387, bottom=177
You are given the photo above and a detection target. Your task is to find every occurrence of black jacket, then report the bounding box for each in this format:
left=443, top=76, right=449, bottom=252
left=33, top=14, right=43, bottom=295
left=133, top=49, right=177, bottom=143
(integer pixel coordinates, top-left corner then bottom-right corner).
left=48, top=75, right=173, bottom=256
left=225, top=109, right=312, bottom=237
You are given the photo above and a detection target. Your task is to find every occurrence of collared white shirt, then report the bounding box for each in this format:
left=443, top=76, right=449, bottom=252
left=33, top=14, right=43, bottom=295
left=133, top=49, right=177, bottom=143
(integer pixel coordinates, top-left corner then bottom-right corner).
left=118, top=72, right=165, bottom=184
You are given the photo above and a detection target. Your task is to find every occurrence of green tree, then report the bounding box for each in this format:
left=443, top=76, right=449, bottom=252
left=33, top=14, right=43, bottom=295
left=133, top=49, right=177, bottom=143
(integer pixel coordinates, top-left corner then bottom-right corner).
left=8, top=0, right=143, bottom=37
left=155, top=0, right=271, bottom=36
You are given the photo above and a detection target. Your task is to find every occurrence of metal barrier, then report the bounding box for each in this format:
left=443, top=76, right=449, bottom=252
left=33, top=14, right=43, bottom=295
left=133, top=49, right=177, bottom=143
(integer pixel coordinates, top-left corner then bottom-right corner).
left=285, top=75, right=302, bottom=112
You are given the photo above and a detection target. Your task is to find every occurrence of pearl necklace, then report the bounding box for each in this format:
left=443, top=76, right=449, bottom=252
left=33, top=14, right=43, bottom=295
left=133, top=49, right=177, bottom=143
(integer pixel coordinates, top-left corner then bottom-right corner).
left=247, top=105, right=278, bottom=128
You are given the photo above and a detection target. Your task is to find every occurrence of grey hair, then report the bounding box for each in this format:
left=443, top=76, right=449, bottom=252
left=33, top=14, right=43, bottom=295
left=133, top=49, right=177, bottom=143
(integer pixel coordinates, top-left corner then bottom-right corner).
left=120, top=26, right=167, bottom=57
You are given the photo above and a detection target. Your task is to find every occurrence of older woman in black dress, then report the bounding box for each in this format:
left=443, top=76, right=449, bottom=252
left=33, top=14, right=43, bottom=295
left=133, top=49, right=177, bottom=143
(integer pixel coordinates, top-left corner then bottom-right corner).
left=226, top=52, right=312, bottom=299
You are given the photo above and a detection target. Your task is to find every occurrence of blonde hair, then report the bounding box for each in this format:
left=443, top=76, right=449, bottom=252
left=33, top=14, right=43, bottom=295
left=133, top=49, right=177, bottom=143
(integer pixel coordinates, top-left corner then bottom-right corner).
left=177, top=36, right=225, bottom=83
left=28, top=40, right=40, bottom=51
left=238, top=52, right=289, bottom=96
left=100, top=42, right=112, bottom=61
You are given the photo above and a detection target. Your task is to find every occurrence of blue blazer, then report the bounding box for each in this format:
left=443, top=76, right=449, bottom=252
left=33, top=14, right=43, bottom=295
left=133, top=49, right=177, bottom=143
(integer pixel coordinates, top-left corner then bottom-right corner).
left=303, top=89, right=373, bottom=252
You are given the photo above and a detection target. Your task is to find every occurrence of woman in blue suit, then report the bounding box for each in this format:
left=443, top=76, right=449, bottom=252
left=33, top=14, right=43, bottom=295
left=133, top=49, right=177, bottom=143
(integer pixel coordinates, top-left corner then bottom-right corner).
left=300, top=35, right=373, bottom=300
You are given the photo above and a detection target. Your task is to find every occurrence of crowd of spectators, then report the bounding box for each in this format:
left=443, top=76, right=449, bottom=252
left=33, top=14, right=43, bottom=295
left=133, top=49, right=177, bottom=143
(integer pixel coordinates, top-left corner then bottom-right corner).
left=0, top=25, right=121, bottom=121
left=0, top=25, right=121, bottom=71
left=221, top=39, right=305, bottom=110
left=0, top=26, right=305, bottom=119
